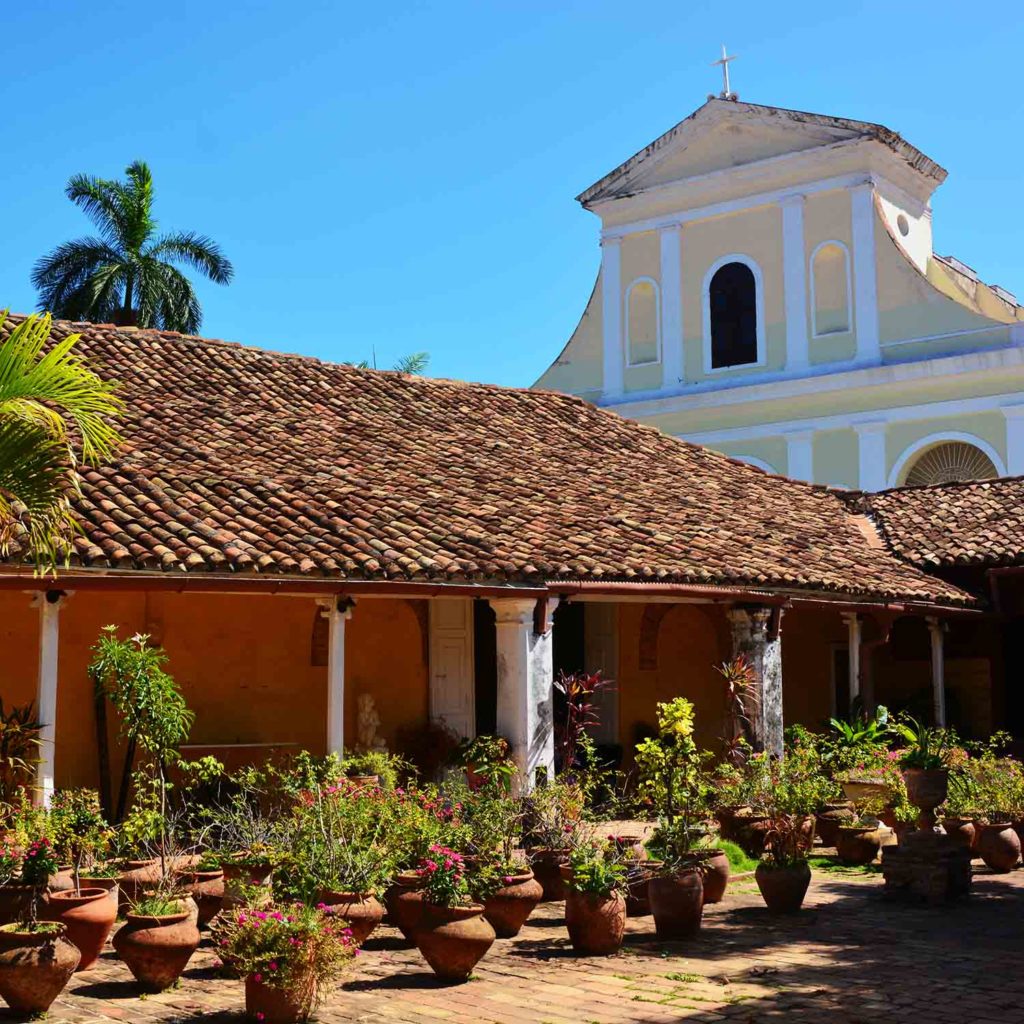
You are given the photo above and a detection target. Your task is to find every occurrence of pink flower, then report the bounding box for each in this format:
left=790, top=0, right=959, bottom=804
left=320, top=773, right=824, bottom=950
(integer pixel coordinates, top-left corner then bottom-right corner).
left=252, top=973, right=263, bottom=983
left=504, top=876, right=513, bottom=884
left=269, top=961, right=278, bottom=971
left=256, top=1015, right=265, bottom=1022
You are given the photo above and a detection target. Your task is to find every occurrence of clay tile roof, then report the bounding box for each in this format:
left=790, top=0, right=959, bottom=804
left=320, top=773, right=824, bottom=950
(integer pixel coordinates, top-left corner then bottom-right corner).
left=0, top=314, right=970, bottom=605
left=861, top=477, right=1024, bottom=570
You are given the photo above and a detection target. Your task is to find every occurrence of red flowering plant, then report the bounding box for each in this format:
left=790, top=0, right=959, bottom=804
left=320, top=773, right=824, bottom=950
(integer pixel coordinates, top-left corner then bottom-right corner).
left=216, top=902, right=355, bottom=1008
left=417, top=844, right=471, bottom=907
left=17, top=837, right=60, bottom=928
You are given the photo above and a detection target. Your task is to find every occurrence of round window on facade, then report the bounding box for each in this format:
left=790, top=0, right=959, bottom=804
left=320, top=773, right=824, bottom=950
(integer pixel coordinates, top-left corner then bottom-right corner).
left=896, top=214, right=910, bottom=237
left=902, top=442, right=998, bottom=487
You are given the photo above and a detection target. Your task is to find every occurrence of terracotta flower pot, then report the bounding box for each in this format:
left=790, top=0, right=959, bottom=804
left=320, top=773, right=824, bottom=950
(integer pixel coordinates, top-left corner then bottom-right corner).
left=941, top=817, right=976, bottom=851
left=565, top=890, right=626, bottom=955
left=317, top=890, right=384, bottom=947
left=699, top=850, right=730, bottom=905
left=755, top=861, right=811, bottom=914
left=0, top=923, right=81, bottom=1013
left=903, top=768, right=949, bottom=829
left=624, top=859, right=663, bottom=917
left=530, top=848, right=569, bottom=901
left=41, top=887, right=117, bottom=971
left=77, top=875, right=120, bottom=911
left=815, top=803, right=854, bottom=848
left=245, top=970, right=316, bottom=1024
left=112, top=899, right=200, bottom=992
left=976, top=823, right=1021, bottom=873
left=414, top=902, right=495, bottom=981
left=482, top=871, right=543, bottom=938
left=840, top=779, right=893, bottom=805
left=222, top=859, right=273, bottom=908
left=836, top=826, right=882, bottom=866
left=176, top=869, right=225, bottom=928
left=385, top=871, right=425, bottom=945
left=116, top=858, right=161, bottom=914
left=648, top=868, right=704, bottom=940
left=0, top=883, right=35, bottom=926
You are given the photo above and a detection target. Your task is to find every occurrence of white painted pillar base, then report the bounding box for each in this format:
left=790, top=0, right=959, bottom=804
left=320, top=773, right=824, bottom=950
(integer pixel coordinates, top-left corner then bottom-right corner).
left=842, top=612, right=862, bottom=713
left=727, top=606, right=783, bottom=757
left=927, top=617, right=947, bottom=727
left=34, top=590, right=68, bottom=807
left=317, top=597, right=354, bottom=756
left=489, top=598, right=554, bottom=791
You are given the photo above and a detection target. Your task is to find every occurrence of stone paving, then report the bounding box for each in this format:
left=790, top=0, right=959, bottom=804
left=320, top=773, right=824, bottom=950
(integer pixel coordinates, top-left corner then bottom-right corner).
left=15, top=860, right=1024, bottom=1024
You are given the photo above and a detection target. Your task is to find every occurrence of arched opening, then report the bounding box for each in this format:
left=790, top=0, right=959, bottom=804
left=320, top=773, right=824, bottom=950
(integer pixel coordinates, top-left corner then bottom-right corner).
left=811, top=241, right=851, bottom=336
left=708, top=261, right=759, bottom=368
left=625, top=278, right=660, bottom=366
left=900, top=440, right=1000, bottom=487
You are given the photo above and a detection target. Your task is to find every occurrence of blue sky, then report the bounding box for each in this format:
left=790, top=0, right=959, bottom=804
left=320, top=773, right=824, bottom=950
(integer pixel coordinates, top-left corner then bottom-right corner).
left=2, top=1, right=1022, bottom=387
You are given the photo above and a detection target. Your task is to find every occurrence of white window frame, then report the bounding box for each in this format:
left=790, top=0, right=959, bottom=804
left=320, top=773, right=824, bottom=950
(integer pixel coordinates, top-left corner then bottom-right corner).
left=702, top=253, right=767, bottom=374
left=624, top=276, right=662, bottom=368
left=809, top=239, right=854, bottom=339
left=888, top=431, right=1007, bottom=488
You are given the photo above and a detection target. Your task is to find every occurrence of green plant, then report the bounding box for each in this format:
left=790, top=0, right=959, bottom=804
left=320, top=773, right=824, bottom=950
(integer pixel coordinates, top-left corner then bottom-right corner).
left=0, top=312, right=123, bottom=572
left=521, top=778, right=585, bottom=852
left=457, top=735, right=517, bottom=793
left=715, top=839, right=758, bottom=874
left=49, top=788, right=109, bottom=890
left=132, top=894, right=185, bottom=917
left=32, top=161, right=233, bottom=332
left=823, top=706, right=891, bottom=775
left=20, top=837, right=59, bottom=927
left=716, top=656, right=757, bottom=766
left=566, top=842, right=625, bottom=897
left=893, top=717, right=954, bottom=770
left=0, top=842, right=21, bottom=886
left=341, top=750, right=408, bottom=790
left=0, top=700, right=44, bottom=815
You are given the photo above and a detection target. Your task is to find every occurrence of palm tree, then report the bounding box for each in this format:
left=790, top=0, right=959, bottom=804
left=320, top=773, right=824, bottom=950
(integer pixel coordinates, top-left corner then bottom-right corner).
left=0, top=313, right=122, bottom=572
left=352, top=351, right=430, bottom=374
left=32, top=161, right=233, bottom=333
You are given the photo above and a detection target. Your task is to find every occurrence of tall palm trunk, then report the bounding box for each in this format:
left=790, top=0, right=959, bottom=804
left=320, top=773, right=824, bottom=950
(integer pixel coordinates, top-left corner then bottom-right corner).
left=115, top=274, right=136, bottom=326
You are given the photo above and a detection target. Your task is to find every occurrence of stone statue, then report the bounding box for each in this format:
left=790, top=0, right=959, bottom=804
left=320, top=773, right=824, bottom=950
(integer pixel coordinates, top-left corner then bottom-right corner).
left=356, top=693, right=387, bottom=752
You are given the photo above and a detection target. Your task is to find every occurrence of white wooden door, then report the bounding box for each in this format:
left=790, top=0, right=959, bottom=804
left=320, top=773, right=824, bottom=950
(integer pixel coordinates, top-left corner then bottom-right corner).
left=429, top=598, right=476, bottom=739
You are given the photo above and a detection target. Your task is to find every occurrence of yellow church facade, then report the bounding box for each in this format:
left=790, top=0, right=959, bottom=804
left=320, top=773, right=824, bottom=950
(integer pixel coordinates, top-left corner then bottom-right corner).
left=535, top=98, right=1024, bottom=490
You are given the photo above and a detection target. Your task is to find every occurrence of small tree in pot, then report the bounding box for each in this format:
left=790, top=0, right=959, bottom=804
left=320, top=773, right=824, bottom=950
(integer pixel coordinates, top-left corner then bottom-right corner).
left=564, top=841, right=626, bottom=955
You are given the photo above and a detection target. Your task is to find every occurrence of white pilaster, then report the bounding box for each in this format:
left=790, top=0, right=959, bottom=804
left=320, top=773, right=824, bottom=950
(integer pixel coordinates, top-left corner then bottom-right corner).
left=600, top=236, right=624, bottom=399
left=927, top=617, right=947, bottom=728
left=784, top=428, right=814, bottom=482
left=780, top=194, right=809, bottom=371
left=1002, top=404, right=1024, bottom=476
left=317, top=597, right=354, bottom=756
left=34, top=590, right=68, bottom=807
left=854, top=420, right=888, bottom=491
left=489, top=597, right=554, bottom=790
left=659, top=224, right=684, bottom=391
left=850, top=182, right=881, bottom=365
left=842, top=612, right=861, bottom=710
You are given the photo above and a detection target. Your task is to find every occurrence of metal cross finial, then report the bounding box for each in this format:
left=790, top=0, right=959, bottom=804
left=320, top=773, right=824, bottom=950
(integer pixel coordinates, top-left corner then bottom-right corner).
left=712, top=44, right=737, bottom=99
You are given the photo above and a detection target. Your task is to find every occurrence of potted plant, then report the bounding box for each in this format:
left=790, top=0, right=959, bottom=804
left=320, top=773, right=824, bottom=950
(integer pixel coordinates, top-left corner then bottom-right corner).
left=968, top=755, right=1024, bottom=872
left=636, top=697, right=710, bottom=940
left=457, top=735, right=516, bottom=794
left=0, top=839, right=33, bottom=926
left=413, top=844, right=495, bottom=981
left=220, top=901, right=356, bottom=1023
left=827, top=707, right=893, bottom=807
left=0, top=836, right=81, bottom=1014
left=836, top=816, right=884, bottom=866
left=175, top=850, right=226, bottom=928
left=41, top=790, right=117, bottom=971
left=564, top=842, right=626, bottom=955
left=893, top=718, right=953, bottom=830
left=522, top=779, right=585, bottom=900
left=755, top=815, right=812, bottom=913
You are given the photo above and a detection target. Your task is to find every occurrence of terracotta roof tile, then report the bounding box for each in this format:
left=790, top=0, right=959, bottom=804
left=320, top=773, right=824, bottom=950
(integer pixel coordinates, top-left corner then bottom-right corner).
left=0, top=315, right=970, bottom=604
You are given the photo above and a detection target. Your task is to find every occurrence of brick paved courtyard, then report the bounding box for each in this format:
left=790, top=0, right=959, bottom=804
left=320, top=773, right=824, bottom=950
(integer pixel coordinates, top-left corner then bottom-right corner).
left=16, top=860, right=1024, bottom=1024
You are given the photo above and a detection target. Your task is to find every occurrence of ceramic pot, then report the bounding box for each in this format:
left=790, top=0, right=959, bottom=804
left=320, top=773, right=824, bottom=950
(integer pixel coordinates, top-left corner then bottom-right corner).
left=565, top=890, right=626, bottom=955
left=608, top=834, right=644, bottom=858
left=903, top=768, right=949, bottom=829
left=0, top=883, right=35, bottom=926
left=624, top=859, right=663, bottom=917
left=112, top=898, right=200, bottom=991
left=648, top=868, right=704, bottom=940
left=941, top=817, right=976, bottom=851
left=699, top=850, right=730, bottom=905
left=41, top=887, right=117, bottom=971
left=414, top=902, right=495, bottom=981
left=222, top=859, right=273, bottom=909
left=530, top=849, right=569, bottom=901
left=815, top=803, right=855, bottom=848
left=840, top=780, right=893, bottom=806
left=176, top=869, right=225, bottom=928
left=976, top=823, right=1021, bottom=873
left=735, top=813, right=772, bottom=856
left=387, top=872, right=425, bottom=944
left=77, top=875, right=120, bottom=912
left=836, top=826, right=882, bottom=866
left=0, top=923, right=81, bottom=1013
left=245, top=970, right=315, bottom=1024
left=482, top=871, right=542, bottom=938
left=316, top=890, right=383, bottom=947
left=116, top=858, right=161, bottom=914
left=755, top=861, right=811, bottom=914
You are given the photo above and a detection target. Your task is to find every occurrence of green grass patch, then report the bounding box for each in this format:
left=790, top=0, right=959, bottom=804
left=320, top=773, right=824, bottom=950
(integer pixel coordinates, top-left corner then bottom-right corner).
left=718, top=839, right=759, bottom=873
left=665, top=972, right=704, bottom=983
left=808, top=854, right=881, bottom=876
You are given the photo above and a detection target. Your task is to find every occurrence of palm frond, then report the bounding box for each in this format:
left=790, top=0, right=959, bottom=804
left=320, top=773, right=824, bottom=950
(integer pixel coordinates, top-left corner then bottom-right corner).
left=65, top=174, right=130, bottom=248
left=392, top=352, right=430, bottom=375
left=30, top=238, right=124, bottom=317
left=146, top=231, right=234, bottom=285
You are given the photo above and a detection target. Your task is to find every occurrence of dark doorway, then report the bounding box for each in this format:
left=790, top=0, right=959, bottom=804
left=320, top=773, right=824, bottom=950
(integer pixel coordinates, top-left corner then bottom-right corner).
left=710, top=261, right=758, bottom=368
left=553, top=601, right=585, bottom=678
left=473, top=600, right=497, bottom=736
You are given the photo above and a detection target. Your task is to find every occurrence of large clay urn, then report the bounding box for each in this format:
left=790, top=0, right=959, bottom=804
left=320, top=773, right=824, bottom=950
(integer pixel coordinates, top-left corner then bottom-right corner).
left=699, top=850, right=730, bottom=905
left=755, top=861, right=811, bottom=914
left=245, top=970, right=316, bottom=1024
left=976, top=823, right=1021, bottom=873
left=624, top=859, right=663, bottom=917
left=176, top=868, right=225, bottom=927
left=530, top=849, right=569, bottom=901
left=815, top=803, right=855, bottom=848
left=41, top=887, right=117, bottom=971
left=0, top=923, right=81, bottom=1013
left=941, top=817, right=976, bottom=851
left=386, top=871, right=425, bottom=944
left=116, top=858, right=161, bottom=914
left=902, top=768, right=949, bottom=830
left=648, top=867, right=704, bottom=940
left=482, top=870, right=543, bottom=938
left=414, top=902, right=495, bottom=981
left=317, top=890, right=384, bottom=947
left=565, top=890, right=626, bottom=955
left=836, top=825, right=882, bottom=866
left=113, top=898, right=200, bottom=991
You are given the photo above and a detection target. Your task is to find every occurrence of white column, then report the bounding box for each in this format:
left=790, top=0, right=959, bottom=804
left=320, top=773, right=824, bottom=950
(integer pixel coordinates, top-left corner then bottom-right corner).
left=842, top=612, right=862, bottom=709
left=780, top=194, right=809, bottom=371
left=927, top=617, right=947, bottom=727
left=850, top=182, right=881, bottom=365
left=317, top=597, right=354, bottom=756
left=659, top=223, right=684, bottom=391
left=600, top=236, right=623, bottom=399
left=727, top=606, right=783, bottom=758
left=1002, top=404, right=1024, bottom=475
left=489, top=597, right=554, bottom=790
left=34, top=590, right=68, bottom=807
left=854, top=420, right=888, bottom=491
left=784, top=428, right=814, bottom=482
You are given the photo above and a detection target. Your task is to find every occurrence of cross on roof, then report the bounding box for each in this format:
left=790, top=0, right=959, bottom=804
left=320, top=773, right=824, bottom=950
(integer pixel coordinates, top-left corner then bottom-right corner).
left=712, top=44, right=737, bottom=99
